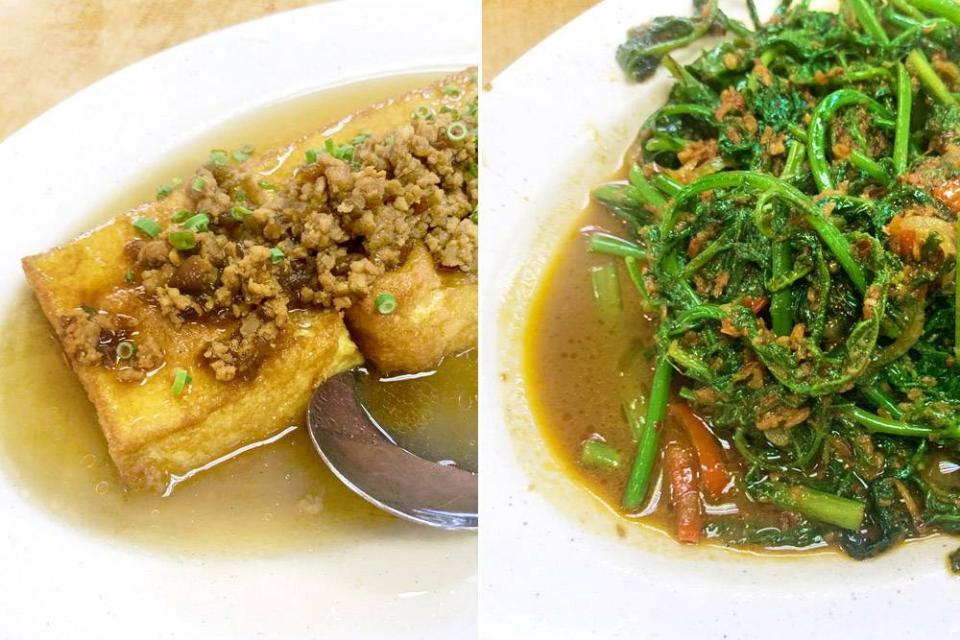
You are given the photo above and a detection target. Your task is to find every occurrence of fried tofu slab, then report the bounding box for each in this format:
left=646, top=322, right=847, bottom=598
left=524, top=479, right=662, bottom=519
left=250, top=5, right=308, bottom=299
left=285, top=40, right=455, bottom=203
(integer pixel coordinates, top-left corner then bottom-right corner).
left=22, top=69, right=476, bottom=493
left=346, top=246, right=477, bottom=373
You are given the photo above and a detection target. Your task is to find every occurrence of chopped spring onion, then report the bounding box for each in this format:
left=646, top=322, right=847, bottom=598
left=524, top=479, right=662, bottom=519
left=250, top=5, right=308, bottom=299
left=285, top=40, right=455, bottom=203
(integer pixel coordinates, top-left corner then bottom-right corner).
left=581, top=440, right=623, bottom=470
left=232, top=145, right=254, bottom=162
left=171, top=367, right=192, bottom=397
left=124, top=269, right=135, bottom=284
left=351, top=133, right=371, bottom=145
left=191, top=176, right=207, bottom=192
left=81, top=304, right=98, bottom=316
left=470, top=206, right=478, bottom=224
left=446, top=121, right=469, bottom=141
left=590, top=262, right=622, bottom=323
left=442, top=84, right=461, bottom=96
left=324, top=138, right=355, bottom=161
left=168, top=230, right=197, bottom=251
left=171, top=209, right=192, bottom=223
left=208, top=149, right=229, bottom=166
left=414, top=105, right=435, bottom=120
left=133, top=218, right=162, bottom=238
left=269, top=247, right=285, bottom=264
left=375, top=292, right=398, bottom=315
left=305, top=148, right=319, bottom=164
left=155, top=177, right=182, bottom=200
left=257, top=180, right=276, bottom=190
left=182, top=213, right=209, bottom=232
left=230, top=205, right=252, bottom=221
left=116, top=340, right=137, bottom=360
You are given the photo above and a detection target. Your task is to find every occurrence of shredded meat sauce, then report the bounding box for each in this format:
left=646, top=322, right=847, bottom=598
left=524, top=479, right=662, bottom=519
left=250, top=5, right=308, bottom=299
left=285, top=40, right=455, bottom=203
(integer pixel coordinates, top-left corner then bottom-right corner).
left=61, top=104, right=478, bottom=382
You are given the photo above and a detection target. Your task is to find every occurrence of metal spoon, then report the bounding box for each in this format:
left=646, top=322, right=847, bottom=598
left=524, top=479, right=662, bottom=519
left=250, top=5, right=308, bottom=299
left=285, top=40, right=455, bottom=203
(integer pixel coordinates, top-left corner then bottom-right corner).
left=306, top=371, right=478, bottom=530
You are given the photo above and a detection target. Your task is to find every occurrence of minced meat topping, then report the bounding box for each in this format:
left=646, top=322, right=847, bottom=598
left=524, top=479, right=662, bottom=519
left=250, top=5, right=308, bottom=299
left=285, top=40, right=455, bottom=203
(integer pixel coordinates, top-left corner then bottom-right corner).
left=61, top=95, right=478, bottom=383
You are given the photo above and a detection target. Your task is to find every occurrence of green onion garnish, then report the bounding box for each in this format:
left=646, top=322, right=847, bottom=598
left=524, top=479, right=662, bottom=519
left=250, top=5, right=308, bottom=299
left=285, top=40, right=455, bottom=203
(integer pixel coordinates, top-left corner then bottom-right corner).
left=192, top=176, right=207, bottom=192
left=209, top=149, right=229, bottom=166
left=182, top=213, right=209, bottom=232
left=351, top=133, right=371, bottom=145
left=168, top=230, right=197, bottom=251
left=470, top=206, right=478, bottom=224
left=171, top=367, right=192, bottom=396
left=155, top=177, right=181, bottom=200
left=443, top=84, right=461, bottom=96
left=116, top=340, right=137, bottom=360
left=171, top=209, right=192, bottom=223
left=124, top=269, right=135, bottom=283
left=414, top=105, right=435, bottom=120
left=305, top=148, right=319, bottom=164
left=324, top=138, right=355, bottom=161
left=231, top=144, right=254, bottom=162
left=270, top=247, right=285, bottom=264
left=233, top=186, right=247, bottom=202
left=133, top=218, right=162, bottom=238
left=81, top=304, right=98, bottom=316
left=258, top=180, right=276, bottom=190
left=374, top=292, right=398, bottom=315
left=446, top=121, right=468, bottom=141
left=230, top=205, right=252, bottom=221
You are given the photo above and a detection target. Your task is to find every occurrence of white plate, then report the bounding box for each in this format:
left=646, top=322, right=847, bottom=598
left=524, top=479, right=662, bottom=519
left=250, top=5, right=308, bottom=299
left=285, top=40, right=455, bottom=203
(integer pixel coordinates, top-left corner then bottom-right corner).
left=481, top=1, right=958, bottom=637
left=0, top=2, right=477, bottom=638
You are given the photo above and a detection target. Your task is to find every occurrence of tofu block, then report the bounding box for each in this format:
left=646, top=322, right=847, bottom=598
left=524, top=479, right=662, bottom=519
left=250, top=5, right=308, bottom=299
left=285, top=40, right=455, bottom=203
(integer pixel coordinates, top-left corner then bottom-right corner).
left=345, top=245, right=477, bottom=373
left=22, top=69, right=477, bottom=492
left=23, top=206, right=361, bottom=492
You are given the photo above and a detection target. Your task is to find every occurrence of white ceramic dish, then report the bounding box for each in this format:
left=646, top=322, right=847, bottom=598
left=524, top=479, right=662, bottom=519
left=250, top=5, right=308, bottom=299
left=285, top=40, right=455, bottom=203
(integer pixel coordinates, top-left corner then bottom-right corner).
left=0, top=2, right=477, bottom=638
left=481, top=1, right=958, bottom=637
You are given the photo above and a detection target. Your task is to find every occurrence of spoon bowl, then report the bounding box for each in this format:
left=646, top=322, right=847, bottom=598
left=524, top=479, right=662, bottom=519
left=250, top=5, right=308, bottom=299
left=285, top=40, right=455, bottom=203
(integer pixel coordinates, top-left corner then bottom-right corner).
left=307, top=371, right=478, bottom=530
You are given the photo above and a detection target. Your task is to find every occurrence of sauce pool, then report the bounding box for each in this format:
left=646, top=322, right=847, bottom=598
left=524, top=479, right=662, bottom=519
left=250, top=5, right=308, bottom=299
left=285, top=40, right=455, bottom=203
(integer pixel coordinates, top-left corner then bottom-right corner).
left=0, top=72, right=478, bottom=555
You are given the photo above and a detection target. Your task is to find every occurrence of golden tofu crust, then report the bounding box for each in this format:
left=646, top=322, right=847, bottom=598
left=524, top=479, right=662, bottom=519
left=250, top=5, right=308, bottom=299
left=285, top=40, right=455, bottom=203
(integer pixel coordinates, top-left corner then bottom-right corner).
left=23, top=214, right=361, bottom=491
left=345, top=245, right=477, bottom=374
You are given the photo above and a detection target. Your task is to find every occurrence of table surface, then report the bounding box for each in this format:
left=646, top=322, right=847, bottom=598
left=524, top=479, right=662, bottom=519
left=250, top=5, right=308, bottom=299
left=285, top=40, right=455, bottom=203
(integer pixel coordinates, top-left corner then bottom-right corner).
left=0, top=0, right=323, bottom=141
left=1, top=0, right=601, bottom=139
left=483, top=0, right=601, bottom=78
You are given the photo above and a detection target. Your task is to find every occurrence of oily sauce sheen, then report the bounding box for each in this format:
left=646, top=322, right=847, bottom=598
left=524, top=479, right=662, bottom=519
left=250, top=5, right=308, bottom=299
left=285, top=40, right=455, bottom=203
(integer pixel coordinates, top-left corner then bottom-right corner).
left=0, top=73, right=477, bottom=555
left=524, top=201, right=669, bottom=526
left=524, top=178, right=792, bottom=546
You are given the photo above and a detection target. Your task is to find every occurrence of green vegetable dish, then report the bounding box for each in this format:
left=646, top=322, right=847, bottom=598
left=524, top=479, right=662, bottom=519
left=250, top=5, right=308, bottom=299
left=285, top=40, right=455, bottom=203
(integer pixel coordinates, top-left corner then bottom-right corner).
left=526, top=0, right=960, bottom=565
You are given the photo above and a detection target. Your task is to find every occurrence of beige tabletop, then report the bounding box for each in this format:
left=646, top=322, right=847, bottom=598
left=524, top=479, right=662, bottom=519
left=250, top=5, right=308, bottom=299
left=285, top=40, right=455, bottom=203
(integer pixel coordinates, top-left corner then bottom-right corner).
left=0, top=0, right=324, bottom=141
left=1, top=0, right=598, bottom=141
left=483, top=0, right=601, bottom=78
